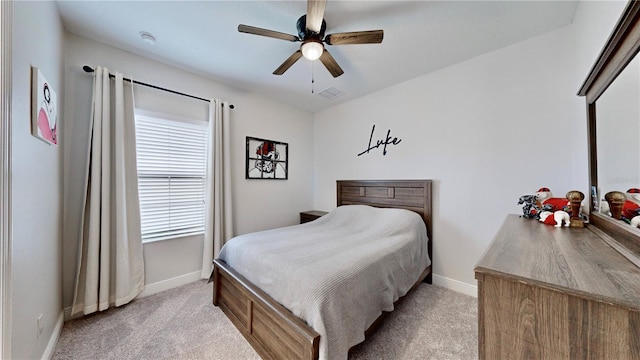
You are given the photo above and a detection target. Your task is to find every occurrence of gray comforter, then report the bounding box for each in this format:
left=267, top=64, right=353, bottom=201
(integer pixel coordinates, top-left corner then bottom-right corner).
left=218, top=205, right=431, bottom=360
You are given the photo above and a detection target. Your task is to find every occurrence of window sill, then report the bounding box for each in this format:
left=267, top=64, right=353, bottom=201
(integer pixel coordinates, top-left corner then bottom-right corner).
left=142, top=232, right=204, bottom=244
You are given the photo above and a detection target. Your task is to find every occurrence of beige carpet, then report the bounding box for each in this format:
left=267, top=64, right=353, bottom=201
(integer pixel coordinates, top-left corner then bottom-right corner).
left=52, top=280, right=477, bottom=360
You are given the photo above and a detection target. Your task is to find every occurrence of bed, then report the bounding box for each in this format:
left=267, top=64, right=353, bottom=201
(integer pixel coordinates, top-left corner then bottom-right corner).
left=212, top=179, right=433, bottom=360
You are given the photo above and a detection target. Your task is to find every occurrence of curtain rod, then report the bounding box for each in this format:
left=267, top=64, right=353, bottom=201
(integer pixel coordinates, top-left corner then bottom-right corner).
left=82, top=65, right=234, bottom=109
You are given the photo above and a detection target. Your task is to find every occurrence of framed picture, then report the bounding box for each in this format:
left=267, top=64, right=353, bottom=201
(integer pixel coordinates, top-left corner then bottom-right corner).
left=246, top=136, right=288, bottom=180
left=31, top=67, right=58, bottom=145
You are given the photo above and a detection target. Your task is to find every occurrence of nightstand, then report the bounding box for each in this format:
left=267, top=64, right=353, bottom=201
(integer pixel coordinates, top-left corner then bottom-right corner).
left=299, top=210, right=328, bottom=224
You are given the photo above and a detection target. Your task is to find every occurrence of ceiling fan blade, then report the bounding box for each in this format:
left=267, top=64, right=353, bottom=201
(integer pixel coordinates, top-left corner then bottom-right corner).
left=325, top=30, right=384, bottom=45
left=273, top=50, right=303, bottom=75
left=319, top=49, right=344, bottom=78
left=306, top=0, right=327, bottom=33
left=238, top=24, right=299, bottom=42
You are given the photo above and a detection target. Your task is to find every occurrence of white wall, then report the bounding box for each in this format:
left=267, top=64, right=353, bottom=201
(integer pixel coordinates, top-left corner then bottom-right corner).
left=62, top=33, right=314, bottom=312
left=313, top=0, right=626, bottom=289
left=11, top=1, right=65, bottom=358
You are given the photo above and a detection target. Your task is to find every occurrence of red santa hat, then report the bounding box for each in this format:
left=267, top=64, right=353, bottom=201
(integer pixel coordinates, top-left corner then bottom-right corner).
left=541, top=213, right=557, bottom=225
left=626, top=188, right=640, bottom=205
left=537, top=187, right=551, bottom=193
left=622, top=200, right=640, bottom=219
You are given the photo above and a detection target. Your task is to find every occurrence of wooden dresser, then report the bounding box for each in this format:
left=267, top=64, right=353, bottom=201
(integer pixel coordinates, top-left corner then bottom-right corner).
left=475, top=214, right=640, bottom=359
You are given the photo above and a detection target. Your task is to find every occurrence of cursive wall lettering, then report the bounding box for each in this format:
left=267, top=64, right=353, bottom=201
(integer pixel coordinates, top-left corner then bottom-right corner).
left=357, top=124, right=402, bottom=156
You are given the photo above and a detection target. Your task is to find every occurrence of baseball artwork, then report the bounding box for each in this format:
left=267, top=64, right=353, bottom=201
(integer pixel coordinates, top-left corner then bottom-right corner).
left=246, top=136, right=288, bottom=180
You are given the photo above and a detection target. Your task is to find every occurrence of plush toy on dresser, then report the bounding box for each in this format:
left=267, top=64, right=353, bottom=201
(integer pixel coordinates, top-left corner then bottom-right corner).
left=622, top=188, right=640, bottom=228
left=535, top=187, right=570, bottom=212
left=518, top=188, right=584, bottom=227
left=517, top=194, right=544, bottom=219
left=539, top=210, right=571, bottom=227
left=535, top=187, right=571, bottom=227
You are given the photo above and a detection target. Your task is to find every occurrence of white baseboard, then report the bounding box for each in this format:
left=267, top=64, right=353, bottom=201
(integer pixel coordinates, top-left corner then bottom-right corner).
left=137, top=270, right=202, bottom=299
left=64, top=271, right=203, bottom=321
left=43, top=311, right=64, bottom=359
left=432, top=274, right=478, bottom=298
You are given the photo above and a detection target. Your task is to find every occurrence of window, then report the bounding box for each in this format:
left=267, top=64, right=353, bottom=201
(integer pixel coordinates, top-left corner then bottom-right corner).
left=134, top=110, right=208, bottom=242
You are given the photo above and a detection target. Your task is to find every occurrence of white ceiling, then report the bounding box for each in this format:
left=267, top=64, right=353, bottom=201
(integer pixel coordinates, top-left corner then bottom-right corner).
left=56, top=0, right=578, bottom=113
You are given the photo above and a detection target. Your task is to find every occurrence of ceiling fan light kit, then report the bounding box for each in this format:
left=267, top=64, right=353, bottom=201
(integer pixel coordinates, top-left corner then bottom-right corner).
left=238, top=0, right=383, bottom=78
left=301, top=40, right=324, bottom=61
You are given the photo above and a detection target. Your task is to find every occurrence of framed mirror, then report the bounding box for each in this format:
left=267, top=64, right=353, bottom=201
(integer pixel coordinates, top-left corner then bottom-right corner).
left=578, top=1, right=640, bottom=259
left=595, top=54, right=639, bottom=198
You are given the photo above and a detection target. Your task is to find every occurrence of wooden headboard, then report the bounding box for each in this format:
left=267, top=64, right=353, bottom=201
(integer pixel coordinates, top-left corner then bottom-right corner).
left=336, top=179, right=433, bottom=263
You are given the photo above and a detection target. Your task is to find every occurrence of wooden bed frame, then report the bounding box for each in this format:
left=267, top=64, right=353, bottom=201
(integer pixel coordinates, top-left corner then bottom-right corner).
left=212, top=179, right=433, bottom=360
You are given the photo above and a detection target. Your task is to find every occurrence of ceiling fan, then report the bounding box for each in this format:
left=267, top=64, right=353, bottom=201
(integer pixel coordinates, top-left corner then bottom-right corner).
left=238, top=0, right=383, bottom=78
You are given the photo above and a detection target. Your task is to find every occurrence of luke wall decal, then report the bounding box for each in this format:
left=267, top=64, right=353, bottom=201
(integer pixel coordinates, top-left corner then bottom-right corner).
left=357, top=124, right=402, bottom=156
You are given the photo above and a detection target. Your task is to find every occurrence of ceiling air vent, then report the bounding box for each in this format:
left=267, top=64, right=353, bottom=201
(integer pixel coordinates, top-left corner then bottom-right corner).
left=317, top=87, right=345, bottom=100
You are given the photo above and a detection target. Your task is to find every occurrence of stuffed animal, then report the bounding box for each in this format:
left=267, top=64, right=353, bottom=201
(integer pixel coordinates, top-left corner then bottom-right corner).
left=600, top=199, right=610, bottom=215
left=536, top=187, right=571, bottom=213
left=518, top=194, right=554, bottom=219
left=518, top=194, right=541, bottom=219
left=539, top=210, right=570, bottom=227
left=623, top=188, right=640, bottom=227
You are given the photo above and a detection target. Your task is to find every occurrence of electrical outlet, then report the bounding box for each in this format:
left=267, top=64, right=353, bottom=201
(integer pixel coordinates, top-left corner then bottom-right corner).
left=36, top=313, right=43, bottom=339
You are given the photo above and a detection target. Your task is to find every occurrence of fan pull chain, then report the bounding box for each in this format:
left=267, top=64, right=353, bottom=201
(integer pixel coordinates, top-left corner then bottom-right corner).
left=311, top=61, right=315, bottom=94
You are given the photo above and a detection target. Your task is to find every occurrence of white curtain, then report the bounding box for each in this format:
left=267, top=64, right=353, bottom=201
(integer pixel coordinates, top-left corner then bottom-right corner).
left=201, top=99, right=233, bottom=278
left=71, top=67, right=145, bottom=316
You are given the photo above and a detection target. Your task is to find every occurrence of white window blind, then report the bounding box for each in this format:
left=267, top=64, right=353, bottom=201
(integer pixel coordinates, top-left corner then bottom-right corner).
left=134, top=111, right=208, bottom=242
